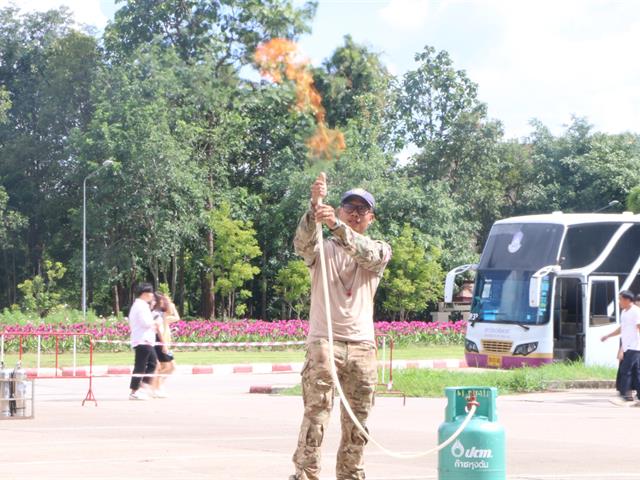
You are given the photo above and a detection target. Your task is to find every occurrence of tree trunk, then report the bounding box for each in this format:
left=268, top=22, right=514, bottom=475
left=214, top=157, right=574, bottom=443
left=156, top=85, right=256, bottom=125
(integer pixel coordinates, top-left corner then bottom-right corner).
left=149, top=256, right=159, bottom=290
left=176, top=250, right=185, bottom=316
left=129, top=254, right=137, bottom=306
left=260, top=252, right=267, bottom=320
left=11, top=249, right=17, bottom=305
left=118, top=282, right=129, bottom=315
left=200, top=270, right=215, bottom=320
left=3, top=249, right=9, bottom=306
left=200, top=172, right=216, bottom=320
left=112, top=284, right=120, bottom=316
left=170, top=254, right=177, bottom=299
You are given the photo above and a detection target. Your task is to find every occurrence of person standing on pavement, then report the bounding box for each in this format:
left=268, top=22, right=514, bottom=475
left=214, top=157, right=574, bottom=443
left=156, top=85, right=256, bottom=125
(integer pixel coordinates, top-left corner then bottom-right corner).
left=602, top=290, right=640, bottom=405
left=151, top=293, right=178, bottom=398
left=128, top=283, right=158, bottom=400
left=289, top=173, right=392, bottom=480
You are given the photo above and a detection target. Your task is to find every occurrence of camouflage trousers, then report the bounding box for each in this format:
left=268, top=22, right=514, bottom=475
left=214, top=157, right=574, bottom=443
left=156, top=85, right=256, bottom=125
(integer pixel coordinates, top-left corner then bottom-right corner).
left=292, top=339, right=377, bottom=480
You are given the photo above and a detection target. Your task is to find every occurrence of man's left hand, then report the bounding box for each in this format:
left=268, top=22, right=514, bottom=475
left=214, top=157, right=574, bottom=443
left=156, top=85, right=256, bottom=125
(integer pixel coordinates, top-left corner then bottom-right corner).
left=314, top=204, right=337, bottom=229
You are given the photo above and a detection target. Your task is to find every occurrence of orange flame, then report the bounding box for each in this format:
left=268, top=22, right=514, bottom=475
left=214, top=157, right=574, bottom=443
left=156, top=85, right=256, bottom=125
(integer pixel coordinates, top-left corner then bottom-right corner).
left=255, top=38, right=345, bottom=160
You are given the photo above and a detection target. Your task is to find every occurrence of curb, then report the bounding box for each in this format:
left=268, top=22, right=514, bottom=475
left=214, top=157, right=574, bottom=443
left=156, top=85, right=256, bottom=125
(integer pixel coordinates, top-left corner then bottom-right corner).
left=394, top=359, right=467, bottom=370
left=20, top=358, right=467, bottom=379
left=545, top=379, right=616, bottom=390
left=249, top=385, right=295, bottom=394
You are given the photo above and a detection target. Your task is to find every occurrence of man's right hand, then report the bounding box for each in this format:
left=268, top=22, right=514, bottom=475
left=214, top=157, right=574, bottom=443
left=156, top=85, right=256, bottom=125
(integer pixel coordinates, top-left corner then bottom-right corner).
left=311, top=172, right=327, bottom=206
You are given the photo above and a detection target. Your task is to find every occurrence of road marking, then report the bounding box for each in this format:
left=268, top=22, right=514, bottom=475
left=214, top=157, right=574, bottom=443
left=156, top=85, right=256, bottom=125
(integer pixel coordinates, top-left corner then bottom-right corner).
left=0, top=452, right=291, bottom=466
left=511, top=474, right=640, bottom=479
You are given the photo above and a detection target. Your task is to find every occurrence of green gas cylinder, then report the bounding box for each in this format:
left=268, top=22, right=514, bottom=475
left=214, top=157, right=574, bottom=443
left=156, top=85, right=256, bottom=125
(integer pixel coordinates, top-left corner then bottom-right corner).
left=438, top=387, right=505, bottom=480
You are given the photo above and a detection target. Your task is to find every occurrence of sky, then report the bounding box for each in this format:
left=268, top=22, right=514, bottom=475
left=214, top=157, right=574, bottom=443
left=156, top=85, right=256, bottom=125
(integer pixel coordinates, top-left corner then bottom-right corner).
left=2, top=0, right=639, bottom=140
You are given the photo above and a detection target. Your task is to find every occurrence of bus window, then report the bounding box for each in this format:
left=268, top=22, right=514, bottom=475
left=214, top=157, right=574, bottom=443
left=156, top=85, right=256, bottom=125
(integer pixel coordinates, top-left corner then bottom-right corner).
left=560, top=224, right=619, bottom=269
left=480, top=223, right=563, bottom=271
left=471, top=270, right=551, bottom=325
left=595, top=224, right=640, bottom=276
left=589, top=281, right=616, bottom=326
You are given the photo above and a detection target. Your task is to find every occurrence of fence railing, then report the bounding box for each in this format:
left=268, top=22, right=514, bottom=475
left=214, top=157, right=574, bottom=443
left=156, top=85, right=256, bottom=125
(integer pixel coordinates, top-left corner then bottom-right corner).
left=0, top=331, right=96, bottom=406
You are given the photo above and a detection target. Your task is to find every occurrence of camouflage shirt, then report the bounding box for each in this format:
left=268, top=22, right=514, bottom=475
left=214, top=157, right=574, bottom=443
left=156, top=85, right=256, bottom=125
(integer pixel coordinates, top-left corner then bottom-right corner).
left=294, top=208, right=392, bottom=344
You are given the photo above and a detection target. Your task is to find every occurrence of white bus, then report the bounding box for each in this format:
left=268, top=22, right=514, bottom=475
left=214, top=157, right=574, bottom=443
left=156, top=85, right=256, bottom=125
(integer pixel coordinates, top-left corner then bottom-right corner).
left=445, top=212, right=640, bottom=369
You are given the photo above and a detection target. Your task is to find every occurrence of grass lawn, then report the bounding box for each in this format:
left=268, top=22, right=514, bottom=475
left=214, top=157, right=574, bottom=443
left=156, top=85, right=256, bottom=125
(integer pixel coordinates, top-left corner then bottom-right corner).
left=0, top=344, right=464, bottom=368
left=283, top=361, right=617, bottom=397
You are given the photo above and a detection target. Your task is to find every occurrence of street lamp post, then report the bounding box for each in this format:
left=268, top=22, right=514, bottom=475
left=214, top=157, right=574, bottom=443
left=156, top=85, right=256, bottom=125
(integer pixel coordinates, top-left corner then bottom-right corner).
left=82, top=159, right=114, bottom=320
left=594, top=200, right=620, bottom=213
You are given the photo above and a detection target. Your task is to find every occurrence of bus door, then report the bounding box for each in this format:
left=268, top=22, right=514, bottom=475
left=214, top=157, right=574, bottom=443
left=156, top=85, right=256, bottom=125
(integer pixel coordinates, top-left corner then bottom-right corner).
left=585, top=276, right=619, bottom=367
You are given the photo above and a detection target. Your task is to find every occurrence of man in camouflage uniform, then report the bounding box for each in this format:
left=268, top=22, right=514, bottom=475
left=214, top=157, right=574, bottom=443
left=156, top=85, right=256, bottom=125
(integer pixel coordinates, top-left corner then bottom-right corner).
left=290, top=173, right=392, bottom=480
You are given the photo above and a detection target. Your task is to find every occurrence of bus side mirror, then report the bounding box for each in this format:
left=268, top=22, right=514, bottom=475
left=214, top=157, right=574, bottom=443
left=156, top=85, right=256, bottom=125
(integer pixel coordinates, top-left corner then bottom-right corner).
left=444, top=264, right=478, bottom=303
left=529, top=265, right=561, bottom=308
left=444, top=272, right=456, bottom=303
left=529, top=277, right=543, bottom=308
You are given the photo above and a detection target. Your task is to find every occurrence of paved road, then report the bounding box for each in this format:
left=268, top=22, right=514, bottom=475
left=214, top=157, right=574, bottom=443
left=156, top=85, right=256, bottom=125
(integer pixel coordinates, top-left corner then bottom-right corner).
left=1, top=371, right=638, bottom=479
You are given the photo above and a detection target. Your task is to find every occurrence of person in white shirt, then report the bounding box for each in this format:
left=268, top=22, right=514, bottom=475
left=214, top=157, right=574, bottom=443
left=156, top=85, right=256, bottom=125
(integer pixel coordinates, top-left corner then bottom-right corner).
left=602, top=290, right=640, bottom=405
left=128, top=283, right=158, bottom=400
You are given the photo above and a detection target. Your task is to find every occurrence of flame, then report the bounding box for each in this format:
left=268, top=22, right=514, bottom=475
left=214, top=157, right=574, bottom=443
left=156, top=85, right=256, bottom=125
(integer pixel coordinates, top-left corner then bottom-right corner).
left=451, top=439, right=465, bottom=458
left=254, top=38, right=345, bottom=160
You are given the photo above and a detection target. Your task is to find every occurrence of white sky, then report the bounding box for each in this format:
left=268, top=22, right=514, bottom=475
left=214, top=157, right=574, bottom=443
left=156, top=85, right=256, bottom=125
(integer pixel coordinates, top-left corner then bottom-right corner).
left=2, top=0, right=639, bottom=139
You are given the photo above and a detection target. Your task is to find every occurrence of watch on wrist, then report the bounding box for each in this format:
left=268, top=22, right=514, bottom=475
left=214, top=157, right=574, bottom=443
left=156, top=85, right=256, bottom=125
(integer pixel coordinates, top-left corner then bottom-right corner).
left=329, top=219, right=341, bottom=232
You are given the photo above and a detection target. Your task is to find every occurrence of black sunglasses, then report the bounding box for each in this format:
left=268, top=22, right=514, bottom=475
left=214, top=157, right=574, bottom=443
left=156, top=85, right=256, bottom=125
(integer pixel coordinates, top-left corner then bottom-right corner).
left=341, top=203, right=372, bottom=216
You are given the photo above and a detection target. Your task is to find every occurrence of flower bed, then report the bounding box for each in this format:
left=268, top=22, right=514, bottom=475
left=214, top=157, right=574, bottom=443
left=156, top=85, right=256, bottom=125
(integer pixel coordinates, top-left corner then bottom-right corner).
left=0, top=319, right=466, bottom=353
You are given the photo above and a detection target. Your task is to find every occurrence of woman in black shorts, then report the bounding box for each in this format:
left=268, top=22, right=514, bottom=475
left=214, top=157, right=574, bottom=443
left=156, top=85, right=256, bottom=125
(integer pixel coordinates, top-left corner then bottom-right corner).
left=151, top=293, right=178, bottom=398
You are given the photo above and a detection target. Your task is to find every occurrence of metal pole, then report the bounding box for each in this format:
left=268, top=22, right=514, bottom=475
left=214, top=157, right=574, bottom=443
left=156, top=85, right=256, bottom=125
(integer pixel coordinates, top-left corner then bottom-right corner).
left=381, top=336, right=386, bottom=387
left=82, top=176, right=87, bottom=321
left=82, top=160, right=113, bottom=322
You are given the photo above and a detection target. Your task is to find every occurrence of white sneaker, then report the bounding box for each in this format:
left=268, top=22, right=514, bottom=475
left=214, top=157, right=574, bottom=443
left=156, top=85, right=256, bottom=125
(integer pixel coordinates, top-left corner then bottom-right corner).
left=153, top=387, right=168, bottom=399
left=610, top=397, right=635, bottom=407
left=129, top=390, right=149, bottom=401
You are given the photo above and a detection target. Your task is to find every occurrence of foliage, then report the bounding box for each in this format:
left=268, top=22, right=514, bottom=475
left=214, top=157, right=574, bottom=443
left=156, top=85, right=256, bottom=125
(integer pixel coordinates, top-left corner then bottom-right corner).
left=274, top=259, right=310, bottom=318
left=209, top=202, right=261, bottom=318
left=105, top=0, right=317, bottom=65
left=0, top=86, right=10, bottom=123
left=519, top=118, right=640, bottom=214
left=390, top=361, right=617, bottom=397
left=0, top=317, right=466, bottom=353
left=0, top=7, right=101, bottom=311
left=627, top=185, right=640, bottom=213
left=17, top=260, right=67, bottom=317
left=399, top=46, right=507, bottom=241
left=0, top=187, right=26, bottom=245
left=382, top=224, right=444, bottom=320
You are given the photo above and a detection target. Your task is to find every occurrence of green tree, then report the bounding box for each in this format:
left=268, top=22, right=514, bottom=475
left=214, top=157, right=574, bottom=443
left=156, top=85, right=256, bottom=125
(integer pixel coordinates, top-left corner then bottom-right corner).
left=17, top=259, right=67, bottom=317
left=399, top=46, right=505, bottom=240
left=104, top=0, right=317, bottom=320
left=382, top=224, right=444, bottom=320
left=314, top=35, right=393, bottom=130
left=0, top=6, right=100, bottom=301
left=0, top=86, right=10, bottom=123
left=73, top=45, right=206, bottom=314
left=627, top=186, right=640, bottom=213
left=274, top=259, right=310, bottom=319
left=522, top=118, right=640, bottom=213
left=209, top=202, right=261, bottom=318
left=0, top=186, right=27, bottom=306
left=105, top=0, right=316, bottom=65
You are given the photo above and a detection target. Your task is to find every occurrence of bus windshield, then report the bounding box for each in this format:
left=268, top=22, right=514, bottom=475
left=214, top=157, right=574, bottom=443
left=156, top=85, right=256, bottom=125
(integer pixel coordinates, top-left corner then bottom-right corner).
left=470, top=270, right=551, bottom=325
